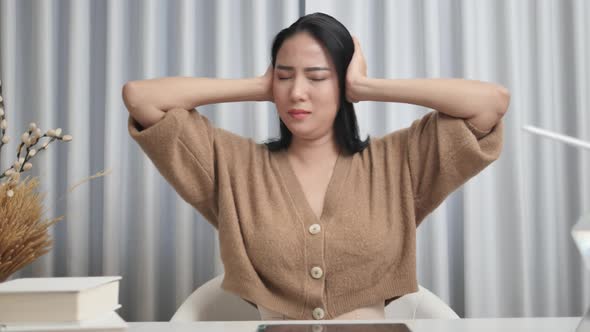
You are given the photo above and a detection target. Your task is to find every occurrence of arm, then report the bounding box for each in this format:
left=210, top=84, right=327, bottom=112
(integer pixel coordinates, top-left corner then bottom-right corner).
left=346, top=38, right=510, bottom=133
left=122, top=66, right=273, bottom=129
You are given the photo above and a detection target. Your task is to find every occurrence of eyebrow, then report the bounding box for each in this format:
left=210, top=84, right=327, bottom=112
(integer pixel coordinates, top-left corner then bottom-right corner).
left=276, top=65, right=330, bottom=72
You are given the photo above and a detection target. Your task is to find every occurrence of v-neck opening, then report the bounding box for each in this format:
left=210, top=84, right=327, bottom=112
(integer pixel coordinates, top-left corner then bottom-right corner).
left=275, top=149, right=351, bottom=224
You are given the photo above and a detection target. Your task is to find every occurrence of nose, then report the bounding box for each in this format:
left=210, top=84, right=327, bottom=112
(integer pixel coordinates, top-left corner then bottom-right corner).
left=289, top=76, right=308, bottom=102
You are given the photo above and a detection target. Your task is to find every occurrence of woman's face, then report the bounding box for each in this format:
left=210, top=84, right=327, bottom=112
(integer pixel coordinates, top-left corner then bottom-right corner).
left=273, top=32, right=340, bottom=143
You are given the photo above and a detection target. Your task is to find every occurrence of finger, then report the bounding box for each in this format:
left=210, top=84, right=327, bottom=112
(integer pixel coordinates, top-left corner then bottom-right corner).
left=353, top=38, right=365, bottom=61
left=352, top=36, right=359, bottom=51
left=355, top=38, right=364, bottom=56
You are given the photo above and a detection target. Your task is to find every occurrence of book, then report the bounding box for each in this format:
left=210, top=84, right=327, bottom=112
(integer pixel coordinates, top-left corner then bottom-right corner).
left=1, top=311, right=127, bottom=332
left=0, top=276, right=122, bottom=323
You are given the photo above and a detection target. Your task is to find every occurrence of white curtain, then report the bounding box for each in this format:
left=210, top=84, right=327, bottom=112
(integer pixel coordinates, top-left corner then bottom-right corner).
left=1, top=0, right=589, bottom=321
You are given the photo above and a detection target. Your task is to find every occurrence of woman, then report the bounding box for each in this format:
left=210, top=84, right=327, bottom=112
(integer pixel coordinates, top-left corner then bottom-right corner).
left=123, top=12, right=508, bottom=320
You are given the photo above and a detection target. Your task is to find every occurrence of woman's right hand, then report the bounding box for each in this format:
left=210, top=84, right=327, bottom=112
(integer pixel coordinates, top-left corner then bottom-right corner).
left=259, top=64, right=274, bottom=102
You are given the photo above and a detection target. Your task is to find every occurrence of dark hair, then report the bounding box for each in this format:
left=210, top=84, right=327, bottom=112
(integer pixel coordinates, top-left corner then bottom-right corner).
left=264, top=12, right=370, bottom=155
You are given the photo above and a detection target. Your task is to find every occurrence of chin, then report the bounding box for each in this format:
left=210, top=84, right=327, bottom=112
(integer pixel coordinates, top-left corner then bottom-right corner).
left=285, top=126, right=309, bottom=138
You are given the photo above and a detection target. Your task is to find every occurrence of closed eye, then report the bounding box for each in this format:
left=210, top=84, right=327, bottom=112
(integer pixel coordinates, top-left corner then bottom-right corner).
left=277, top=77, right=326, bottom=81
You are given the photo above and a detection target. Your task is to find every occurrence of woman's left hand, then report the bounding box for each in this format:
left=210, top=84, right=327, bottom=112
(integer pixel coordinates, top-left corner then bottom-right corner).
left=346, top=36, right=367, bottom=103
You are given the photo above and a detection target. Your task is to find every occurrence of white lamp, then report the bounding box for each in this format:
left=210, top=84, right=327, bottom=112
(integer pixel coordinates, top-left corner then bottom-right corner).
left=523, top=125, right=590, bottom=332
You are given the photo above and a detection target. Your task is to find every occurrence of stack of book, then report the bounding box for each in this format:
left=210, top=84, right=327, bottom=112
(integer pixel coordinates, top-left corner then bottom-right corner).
left=0, top=276, right=127, bottom=331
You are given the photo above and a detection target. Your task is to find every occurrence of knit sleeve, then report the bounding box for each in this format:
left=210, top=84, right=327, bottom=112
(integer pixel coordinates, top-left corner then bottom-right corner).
left=406, top=111, right=504, bottom=225
left=128, top=108, right=219, bottom=226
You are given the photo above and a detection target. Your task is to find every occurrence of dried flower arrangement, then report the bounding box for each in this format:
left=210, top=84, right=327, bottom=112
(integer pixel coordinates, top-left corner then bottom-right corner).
left=0, top=79, right=74, bottom=282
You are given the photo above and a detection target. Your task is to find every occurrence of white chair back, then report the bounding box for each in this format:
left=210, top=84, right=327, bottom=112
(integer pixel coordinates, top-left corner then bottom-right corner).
left=170, top=273, right=459, bottom=321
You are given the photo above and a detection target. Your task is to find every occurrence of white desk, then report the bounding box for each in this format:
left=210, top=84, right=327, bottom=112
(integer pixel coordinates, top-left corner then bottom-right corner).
left=128, top=317, right=580, bottom=332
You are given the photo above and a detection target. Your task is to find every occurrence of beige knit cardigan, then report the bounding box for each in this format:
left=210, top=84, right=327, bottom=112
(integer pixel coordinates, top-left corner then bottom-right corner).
left=128, top=108, right=503, bottom=320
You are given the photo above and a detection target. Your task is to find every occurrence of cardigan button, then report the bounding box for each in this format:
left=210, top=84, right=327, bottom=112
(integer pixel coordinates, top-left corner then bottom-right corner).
left=310, top=266, right=324, bottom=279
left=309, top=224, right=321, bottom=235
left=312, top=307, right=325, bottom=320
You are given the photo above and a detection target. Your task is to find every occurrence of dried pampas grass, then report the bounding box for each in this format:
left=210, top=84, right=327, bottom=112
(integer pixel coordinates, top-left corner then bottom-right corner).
left=0, top=79, right=108, bottom=282
left=0, top=178, right=62, bottom=282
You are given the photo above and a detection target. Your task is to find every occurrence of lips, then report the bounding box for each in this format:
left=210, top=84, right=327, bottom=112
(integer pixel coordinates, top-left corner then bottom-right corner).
left=287, top=109, right=311, bottom=120
left=288, top=109, right=311, bottom=114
